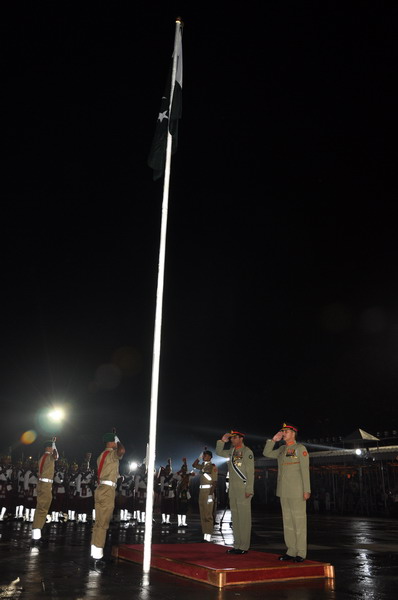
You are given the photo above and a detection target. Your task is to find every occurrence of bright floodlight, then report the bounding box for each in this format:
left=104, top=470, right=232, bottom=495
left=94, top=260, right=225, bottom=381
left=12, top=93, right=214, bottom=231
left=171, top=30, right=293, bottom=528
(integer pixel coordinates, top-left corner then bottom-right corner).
left=129, top=461, right=138, bottom=471
left=48, top=408, right=65, bottom=423
left=355, top=448, right=362, bottom=456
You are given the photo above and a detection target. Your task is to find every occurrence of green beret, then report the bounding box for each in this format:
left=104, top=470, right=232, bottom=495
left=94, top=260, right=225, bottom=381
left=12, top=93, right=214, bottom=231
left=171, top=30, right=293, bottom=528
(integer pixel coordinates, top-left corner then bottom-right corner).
left=103, top=432, right=116, bottom=443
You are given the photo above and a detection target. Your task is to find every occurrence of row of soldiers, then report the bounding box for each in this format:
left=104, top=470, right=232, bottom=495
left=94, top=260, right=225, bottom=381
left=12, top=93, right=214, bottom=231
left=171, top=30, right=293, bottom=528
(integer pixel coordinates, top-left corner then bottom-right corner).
left=0, top=452, right=96, bottom=523
left=0, top=451, right=210, bottom=528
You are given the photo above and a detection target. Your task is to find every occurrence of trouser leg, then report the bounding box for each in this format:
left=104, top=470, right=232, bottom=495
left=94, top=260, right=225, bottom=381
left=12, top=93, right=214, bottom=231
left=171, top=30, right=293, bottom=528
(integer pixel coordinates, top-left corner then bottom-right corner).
left=229, top=493, right=241, bottom=549
left=91, top=487, right=115, bottom=549
left=292, top=498, right=307, bottom=558
left=199, top=492, right=214, bottom=535
left=234, top=494, right=252, bottom=551
left=229, top=490, right=252, bottom=550
left=281, top=497, right=307, bottom=557
left=32, top=484, right=53, bottom=530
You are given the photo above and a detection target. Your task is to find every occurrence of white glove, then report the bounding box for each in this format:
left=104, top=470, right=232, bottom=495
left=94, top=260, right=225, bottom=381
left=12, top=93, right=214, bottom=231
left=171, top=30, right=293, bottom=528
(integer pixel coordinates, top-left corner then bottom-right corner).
left=114, top=436, right=120, bottom=444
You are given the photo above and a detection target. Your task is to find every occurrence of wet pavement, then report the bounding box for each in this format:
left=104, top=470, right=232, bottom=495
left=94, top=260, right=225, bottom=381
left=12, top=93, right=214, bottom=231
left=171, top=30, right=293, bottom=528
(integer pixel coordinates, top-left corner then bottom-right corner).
left=1, top=509, right=398, bottom=599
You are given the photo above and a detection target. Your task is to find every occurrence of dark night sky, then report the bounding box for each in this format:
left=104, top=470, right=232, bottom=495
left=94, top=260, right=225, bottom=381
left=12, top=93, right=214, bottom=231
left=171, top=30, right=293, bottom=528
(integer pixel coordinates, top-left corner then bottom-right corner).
left=1, top=2, right=397, bottom=465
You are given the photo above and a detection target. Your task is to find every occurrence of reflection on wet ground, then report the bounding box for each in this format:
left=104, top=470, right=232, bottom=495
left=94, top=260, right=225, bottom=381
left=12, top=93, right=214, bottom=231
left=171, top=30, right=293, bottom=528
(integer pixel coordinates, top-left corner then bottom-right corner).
left=1, top=510, right=398, bottom=599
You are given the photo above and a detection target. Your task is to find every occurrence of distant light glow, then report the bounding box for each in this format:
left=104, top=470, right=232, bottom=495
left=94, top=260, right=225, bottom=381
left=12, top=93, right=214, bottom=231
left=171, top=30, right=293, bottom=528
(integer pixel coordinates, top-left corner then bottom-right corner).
left=48, top=408, right=65, bottom=423
left=129, top=461, right=138, bottom=471
left=355, top=448, right=362, bottom=456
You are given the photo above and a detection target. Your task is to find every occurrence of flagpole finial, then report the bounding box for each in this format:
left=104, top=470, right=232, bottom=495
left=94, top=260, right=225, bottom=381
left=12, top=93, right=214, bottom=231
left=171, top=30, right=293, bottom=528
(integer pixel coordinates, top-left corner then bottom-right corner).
left=176, top=16, right=183, bottom=26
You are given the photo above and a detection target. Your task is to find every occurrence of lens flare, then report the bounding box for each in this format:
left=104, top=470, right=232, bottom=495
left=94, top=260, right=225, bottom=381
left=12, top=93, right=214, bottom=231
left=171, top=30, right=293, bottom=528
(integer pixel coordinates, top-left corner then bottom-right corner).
left=21, top=430, right=37, bottom=445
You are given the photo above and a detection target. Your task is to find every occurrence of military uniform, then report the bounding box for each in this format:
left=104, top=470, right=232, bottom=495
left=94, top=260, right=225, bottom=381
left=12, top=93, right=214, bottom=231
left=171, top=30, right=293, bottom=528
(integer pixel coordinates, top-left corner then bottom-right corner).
left=192, top=452, right=218, bottom=541
left=174, top=459, right=195, bottom=527
left=67, top=463, right=79, bottom=521
left=0, top=458, right=13, bottom=521
left=32, top=440, right=58, bottom=540
left=117, top=471, right=134, bottom=522
left=134, top=465, right=147, bottom=523
left=14, top=463, right=25, bottom=520
left=24, top=462, right=38, bottom=521
left=216, top=432, right=254, bottom=552
left=91, top=433, right=124, bottom=560
left=51, top=462, right=67, bottom=521
left=263, top=423, right=311, bottom=559
left=76, top=463, right=94, bottom=523
left=159, top=461, right=175, bottom=524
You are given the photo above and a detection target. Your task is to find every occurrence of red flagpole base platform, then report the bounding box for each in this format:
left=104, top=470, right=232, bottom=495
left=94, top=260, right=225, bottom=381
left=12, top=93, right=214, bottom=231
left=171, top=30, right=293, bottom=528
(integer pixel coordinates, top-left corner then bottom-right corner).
left=114, top=543, right=335, bottom=588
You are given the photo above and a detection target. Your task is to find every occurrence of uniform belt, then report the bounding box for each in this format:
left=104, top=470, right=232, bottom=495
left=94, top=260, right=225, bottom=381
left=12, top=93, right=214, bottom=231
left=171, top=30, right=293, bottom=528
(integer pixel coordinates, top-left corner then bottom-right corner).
left=100, top=480, right=116, bottom=487
left=200, top=484, right=212, bottom=489
left=39, top=478, right=53, bottom=483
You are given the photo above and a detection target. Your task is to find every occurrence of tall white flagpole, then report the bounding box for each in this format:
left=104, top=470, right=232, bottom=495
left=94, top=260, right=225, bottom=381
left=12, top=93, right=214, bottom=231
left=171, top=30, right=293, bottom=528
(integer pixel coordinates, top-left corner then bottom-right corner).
left=143, top=18, right=183, bottom=576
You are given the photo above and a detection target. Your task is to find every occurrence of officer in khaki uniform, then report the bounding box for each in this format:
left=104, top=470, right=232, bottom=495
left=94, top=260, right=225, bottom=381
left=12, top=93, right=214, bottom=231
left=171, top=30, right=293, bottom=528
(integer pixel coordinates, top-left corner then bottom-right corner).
left=263, top=423, right=311, bottom=562
left=31, top=437, right=58, bottom=543
left=192, top=449, right=218, bottom=542
left=216, top=430, right=254, bottom=554
left=91, top=432, right=125, bottom=563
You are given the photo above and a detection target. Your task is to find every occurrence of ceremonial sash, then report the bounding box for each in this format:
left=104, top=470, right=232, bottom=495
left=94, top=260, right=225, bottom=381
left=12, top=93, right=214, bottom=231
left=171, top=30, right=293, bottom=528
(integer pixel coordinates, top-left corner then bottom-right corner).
left=97, top=450, right=111, bottom=480
left=230, top=452, right=247, bottom=483
left=39, top=453, right=49, bottom=476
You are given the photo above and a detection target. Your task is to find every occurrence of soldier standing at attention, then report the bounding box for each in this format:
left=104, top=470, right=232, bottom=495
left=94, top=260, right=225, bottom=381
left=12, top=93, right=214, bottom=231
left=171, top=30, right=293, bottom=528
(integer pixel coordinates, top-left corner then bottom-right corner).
left=67, top=461, right=79, bottom=521
left=216, top=431, right=254, bottom=554
left=263, top=423, right=311, bottom=562
left=192, top=449, right=218, bottom=542
left=24, top=460, right=38, bottom=522
left=158, top=459, right=175, bottom=525
left=14, top=460, right=25, bottom=520
left=134, top=463, right=148, bottom=524
left=174, top=458, right=195, bottom=527
left=51, top=459, right=67, bottom=522
left=91, top=431, right=125, bottom=565
left=31, top=437, right=58, bottom=543
left=75, top=454, right=94, bottom=524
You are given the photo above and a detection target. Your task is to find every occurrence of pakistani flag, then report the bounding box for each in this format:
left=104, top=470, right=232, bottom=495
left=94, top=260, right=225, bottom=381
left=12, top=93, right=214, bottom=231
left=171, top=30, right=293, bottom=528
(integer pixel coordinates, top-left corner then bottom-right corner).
left=148, top=27, right=182, bottom=181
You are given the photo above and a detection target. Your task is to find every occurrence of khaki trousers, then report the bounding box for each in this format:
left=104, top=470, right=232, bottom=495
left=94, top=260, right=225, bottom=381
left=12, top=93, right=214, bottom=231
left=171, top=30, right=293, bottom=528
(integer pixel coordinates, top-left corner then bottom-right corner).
left=280, top=497, right=307, bottom=558
left=198, top=490, right=214, bottom=535
left=229, top=490, right=252, bottom=551
left=32, top=482, right=53, bottom=530
left=91, top=485, right=116, bottom=549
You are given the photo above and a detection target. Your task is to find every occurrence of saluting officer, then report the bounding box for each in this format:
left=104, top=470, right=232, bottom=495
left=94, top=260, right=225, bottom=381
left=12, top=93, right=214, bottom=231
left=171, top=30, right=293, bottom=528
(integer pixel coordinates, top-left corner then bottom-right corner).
left=216, top=430, right=254, bottom=554
left=263, top=423, right=311, bottom=562
left=192, top=449, right=217, bottom=542
left=91, top=431, right=125, bottom=564
left=31, top=437, right=58, bottom=543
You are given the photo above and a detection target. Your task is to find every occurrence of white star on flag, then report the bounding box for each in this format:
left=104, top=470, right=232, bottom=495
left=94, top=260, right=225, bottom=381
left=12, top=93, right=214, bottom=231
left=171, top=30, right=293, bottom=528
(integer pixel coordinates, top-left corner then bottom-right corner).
left=158, top=110, right=168, bottom=123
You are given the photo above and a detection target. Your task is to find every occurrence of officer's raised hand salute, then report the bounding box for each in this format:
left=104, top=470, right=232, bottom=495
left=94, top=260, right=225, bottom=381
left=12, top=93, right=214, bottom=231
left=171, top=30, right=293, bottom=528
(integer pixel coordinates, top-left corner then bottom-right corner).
left=90, top=428, right=125, bottom=567
left=272, top=430, right=283, bottom=443
left=263, top=422, right=311, bottom=562
left=216, top=430, right=254, bottom=554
